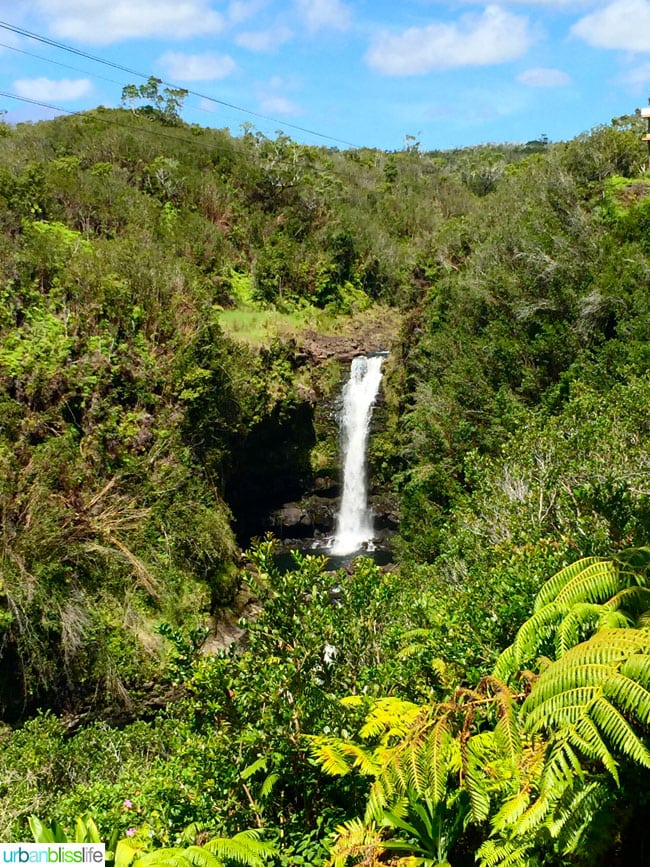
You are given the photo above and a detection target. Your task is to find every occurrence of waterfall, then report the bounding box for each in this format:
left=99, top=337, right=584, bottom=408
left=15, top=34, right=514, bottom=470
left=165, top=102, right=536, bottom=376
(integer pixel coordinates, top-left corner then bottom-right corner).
left=331, top=354, right=386, bottom=556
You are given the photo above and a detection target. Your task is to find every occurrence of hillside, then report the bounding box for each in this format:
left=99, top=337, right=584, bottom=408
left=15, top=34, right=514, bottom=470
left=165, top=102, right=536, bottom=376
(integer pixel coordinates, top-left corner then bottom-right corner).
left=1, top=105, right=650, bottom=865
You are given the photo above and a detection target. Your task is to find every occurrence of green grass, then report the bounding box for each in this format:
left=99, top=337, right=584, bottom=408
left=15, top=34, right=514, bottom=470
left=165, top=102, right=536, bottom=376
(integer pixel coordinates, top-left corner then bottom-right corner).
left=218, top=305, right=340, bottom=346
left=219, top=303, right=402, bottom=348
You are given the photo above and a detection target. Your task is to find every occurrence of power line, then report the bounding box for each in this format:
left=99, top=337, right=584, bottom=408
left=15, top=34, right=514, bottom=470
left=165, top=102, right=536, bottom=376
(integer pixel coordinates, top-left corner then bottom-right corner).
left=0, top=87, right=384, bottom=197
left=0, top=39, right=292, bottom=133
left=0, top=86, right=382, bottom=199
left=0, top=39, right=126, bottom=89
left=0, top=88, right=258, bottom=155
left=0, top=19, right=360, bottom=148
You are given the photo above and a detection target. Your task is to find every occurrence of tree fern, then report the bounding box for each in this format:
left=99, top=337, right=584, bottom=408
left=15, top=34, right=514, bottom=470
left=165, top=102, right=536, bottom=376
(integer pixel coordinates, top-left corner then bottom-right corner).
left=550, top=780, right=613, bottom=857
left=137, top=847, right=224, bottom=867
left=498, top=553, right=650, bottom=679
left=326, top=818, right=384, bottom=867
left=319, top=550, right=650, bottom=867
left=476, top=837, right=535, bottom=867
left=522, top=629, right=650, bottom=784
left=489, top=790, right=531, bottom=835
left=308, top=737, right=381, bottom=777
left=112, top=832, right=274, bottom=867
left=204, top=830, right=276, bottom=867
left=533, top=558, right=616, bottom=611
left=465, top=733, right=499, bottom=822
left=358, top=697, right=424, bottom=742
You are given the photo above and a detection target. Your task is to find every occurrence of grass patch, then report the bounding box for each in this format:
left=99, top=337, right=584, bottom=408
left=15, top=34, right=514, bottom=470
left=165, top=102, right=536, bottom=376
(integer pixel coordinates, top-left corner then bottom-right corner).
left=219, top=303, right=402, bottom=349
left=219, top=305, right=341, bottom=346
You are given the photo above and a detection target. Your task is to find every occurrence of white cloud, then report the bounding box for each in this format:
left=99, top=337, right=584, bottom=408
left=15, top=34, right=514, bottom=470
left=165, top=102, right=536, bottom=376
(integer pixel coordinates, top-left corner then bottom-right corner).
left=619, top=62, right=650, bottom=90
left=366, top=6, right=533, bottom=76
left=228, top=0, right=268, bottom=24
left=295, top=0, right=352, bottom=33
left=235, top=25, right=293, bottom=51
left=487, top=0, right=593, bottom=5
left=13, top=76, right=92, bottom=101
left=572, top=0, right=650, bottom=52
left=36, top=0, right=225, bottom=44
left=259, top=94, right=303, bottom=115
left=256, top=76, right=302, bottom=116
left=157, top=51, right=237, bottom=82
left=517, top=66, right=571, bottom=86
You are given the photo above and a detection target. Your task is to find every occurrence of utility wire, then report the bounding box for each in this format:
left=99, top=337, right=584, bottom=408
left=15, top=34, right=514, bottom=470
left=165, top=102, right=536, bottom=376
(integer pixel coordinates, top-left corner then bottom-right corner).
left=0, top=39, right=292, bottom=132
left=0, top=88, right=265, bottom=155
left=0, top=19, right=360, bottom=148
left=0, top=39, right=127, bottom=89
left=0, top=88, right=383, bottom=193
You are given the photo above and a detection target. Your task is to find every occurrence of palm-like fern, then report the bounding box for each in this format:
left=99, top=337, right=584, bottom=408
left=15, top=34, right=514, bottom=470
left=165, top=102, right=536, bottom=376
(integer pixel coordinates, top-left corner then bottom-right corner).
left=495, top=548, right=650, bottom=680
left=116, top=831, right=275, bottom=867
left=316, top=549, right=650, bottom=867
left=30, top=817, right=275, bottom=867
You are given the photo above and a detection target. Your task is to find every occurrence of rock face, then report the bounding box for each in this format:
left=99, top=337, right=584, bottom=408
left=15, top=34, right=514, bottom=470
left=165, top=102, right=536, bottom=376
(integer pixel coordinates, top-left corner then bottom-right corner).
left=268, top=495, right=338, bottom=538
left=298, top=331, right=385, bottom=364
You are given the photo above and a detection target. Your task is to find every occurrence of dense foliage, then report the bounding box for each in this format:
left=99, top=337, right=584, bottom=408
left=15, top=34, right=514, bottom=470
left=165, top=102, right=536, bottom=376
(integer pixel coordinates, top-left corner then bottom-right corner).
left=1, top=101, right=649, bottom=864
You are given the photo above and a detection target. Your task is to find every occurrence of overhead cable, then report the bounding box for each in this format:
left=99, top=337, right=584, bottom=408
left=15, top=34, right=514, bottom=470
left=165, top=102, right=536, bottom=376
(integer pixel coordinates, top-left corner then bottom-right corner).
left=0, top=19, right=360, bottom=148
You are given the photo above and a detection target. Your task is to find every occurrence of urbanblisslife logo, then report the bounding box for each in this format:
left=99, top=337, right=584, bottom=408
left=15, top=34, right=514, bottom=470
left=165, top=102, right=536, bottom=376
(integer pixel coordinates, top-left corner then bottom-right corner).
left=0, top=846, right=104, bottom=864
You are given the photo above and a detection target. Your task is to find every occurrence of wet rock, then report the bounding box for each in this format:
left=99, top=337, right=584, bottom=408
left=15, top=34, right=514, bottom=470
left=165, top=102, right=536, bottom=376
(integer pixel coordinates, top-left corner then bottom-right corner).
left=269, top=497, right=337, bottom=538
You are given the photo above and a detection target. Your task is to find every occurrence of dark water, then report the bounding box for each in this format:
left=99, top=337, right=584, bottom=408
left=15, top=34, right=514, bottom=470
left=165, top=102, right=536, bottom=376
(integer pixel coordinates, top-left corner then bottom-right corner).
left=274, top=535, right=394, bottom=573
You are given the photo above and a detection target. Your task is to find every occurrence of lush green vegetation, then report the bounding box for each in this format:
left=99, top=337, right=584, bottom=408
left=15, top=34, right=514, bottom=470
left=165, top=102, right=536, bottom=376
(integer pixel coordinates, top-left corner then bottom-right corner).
left=1, top=100, right=649, bottom=864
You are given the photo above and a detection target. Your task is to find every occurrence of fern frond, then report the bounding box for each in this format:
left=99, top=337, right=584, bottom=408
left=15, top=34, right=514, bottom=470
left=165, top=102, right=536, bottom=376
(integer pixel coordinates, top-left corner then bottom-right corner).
left=511, top=603, right=563, bottom=668
left=606, top=585, right=650, bottom=617
left=621, top=652, right=650, bottom=688
left=555, top=604, right=603, bottom=657
left=310, top=738, right=381, bottom=777
left=465, top=733, right=497, bottom=822
left=524, top=629, right=650, bottom=722
left=309, top=740, right=354, bottom=776
left=489, top=683, right=521, bottom=760
left=177, top=847, right=225, bottom=867
left=490, top=790, right=531, bottom=833
left=406, top=734, right=428, bottom=796
left=615, top=546, right=650, bottom=575
left=365, top=777, right=393, bottom=822
left=598, top=609, right=633, bottom=630
left=204, top=830, right=275, bottom=867
left=570, top=714, right=620, bottom=781
left=522, top=627, right=650, bottom=787
left=423, top=716, right=453, bottom=802
left=476, top=838, right=534, bottom=867
left=534, top=557, right=605, bottom=611
left=588, top=696, right=650, bottom=768
left=510, top=788, right=552, bottom=836
left=327, top=818, right=383, bottom=867
left=135, top=849, right=198, bottom=867
left=359, top=698, right=423, bottom=742
left=524, top=682, right=603, bottom=730
left=553, top=560, right=621, bottom=608
left=541, top=737, right=584, bottom=790
left=602, top=672, right=650, bottom=723
left=492, top=644, right=518, bottom=682
left=545, top=780, right=602, bottom=845
left=259, top=772, right=279, bottom=799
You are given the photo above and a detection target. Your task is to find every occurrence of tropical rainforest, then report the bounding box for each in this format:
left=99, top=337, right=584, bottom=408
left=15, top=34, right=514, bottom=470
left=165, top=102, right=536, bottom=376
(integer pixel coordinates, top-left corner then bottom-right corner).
left=1, top=86, right=650, bottom=866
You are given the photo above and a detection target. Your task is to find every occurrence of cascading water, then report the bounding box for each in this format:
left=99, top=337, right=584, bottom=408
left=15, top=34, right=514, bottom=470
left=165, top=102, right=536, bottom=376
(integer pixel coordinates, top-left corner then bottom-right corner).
left=331, top=354, right=386, bottom=556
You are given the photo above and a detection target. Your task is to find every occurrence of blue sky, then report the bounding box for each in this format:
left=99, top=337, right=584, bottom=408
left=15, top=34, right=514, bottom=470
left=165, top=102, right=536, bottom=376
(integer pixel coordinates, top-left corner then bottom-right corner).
left=0, top=0, right=649, bottom=151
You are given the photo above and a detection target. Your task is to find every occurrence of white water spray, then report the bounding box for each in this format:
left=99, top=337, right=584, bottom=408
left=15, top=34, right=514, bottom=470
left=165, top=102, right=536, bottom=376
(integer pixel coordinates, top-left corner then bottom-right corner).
left=331, top=354, right=386, bottom=556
